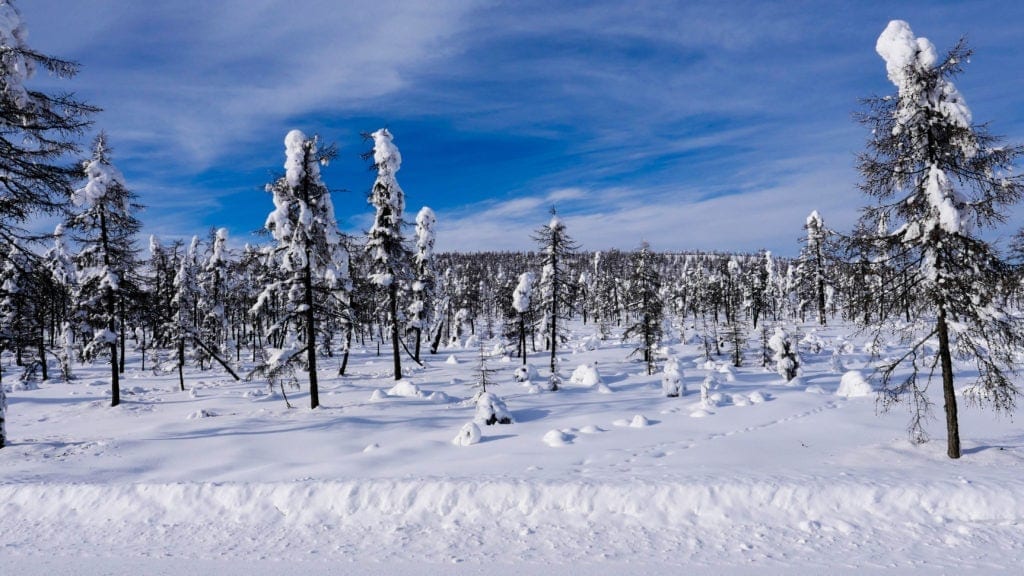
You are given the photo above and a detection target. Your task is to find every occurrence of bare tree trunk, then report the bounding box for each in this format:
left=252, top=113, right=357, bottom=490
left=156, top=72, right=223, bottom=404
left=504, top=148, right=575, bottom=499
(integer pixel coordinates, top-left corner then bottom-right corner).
left=389, top=282, right=402, bottom=380
left=936, top=306, right=961, bottom=459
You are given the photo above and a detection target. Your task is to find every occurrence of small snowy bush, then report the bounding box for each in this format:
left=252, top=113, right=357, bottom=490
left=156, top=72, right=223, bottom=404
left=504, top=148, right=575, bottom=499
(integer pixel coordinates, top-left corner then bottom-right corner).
left=570, top=363, right=602, bottom=387
left=514, top=364, right=539, bottom=383
left=836, top=370, right=873, bottom=398
left=768, top=327, right=800, bottom=382
left=452, top=422, right=481, bottom=446
left=475, top=392, right=513, bottom=425
left=661, top=357, right=684, bottom=397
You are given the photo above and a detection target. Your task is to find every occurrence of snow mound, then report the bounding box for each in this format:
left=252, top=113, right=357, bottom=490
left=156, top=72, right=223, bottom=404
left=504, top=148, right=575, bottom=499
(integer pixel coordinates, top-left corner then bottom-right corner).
left=578, top=425, right=604, bottom=434
left=369, top=389, right=387, bottom=402
left=690, top=408, right=713, bottom=418
left=445, top=355, right=459, bottom=365
left=363, top=443, right=380, bottom=453
left=542, top=429, right=573, bottom=447
left=514, top=364, right=539, bottom=383
left=837, top=371, right=873, bottom=398
left=452, top=422, right=481, bottom=447
left=428, top=391, right=454, bottom=404
left=186, top=409, right=217, bottom=420
left=749, top=391, right=768, bottom=404
left=629, top=414, right=651, bottom=428
left=805, top=384, right=826, bottom=395
left=570, top=363, right=602, bottom=387
left=387, top=380, right=425, bottom=398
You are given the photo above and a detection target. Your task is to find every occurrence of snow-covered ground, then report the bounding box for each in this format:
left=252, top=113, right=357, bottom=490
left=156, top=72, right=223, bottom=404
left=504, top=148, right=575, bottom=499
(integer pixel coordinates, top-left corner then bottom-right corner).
left=2, top=322, right=1023, bottom=575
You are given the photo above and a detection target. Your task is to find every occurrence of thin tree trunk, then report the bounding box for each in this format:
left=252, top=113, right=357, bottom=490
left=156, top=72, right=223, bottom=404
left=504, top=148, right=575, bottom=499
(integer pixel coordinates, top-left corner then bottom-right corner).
left=936, top=306, right=961, bottom=459
left=389, top=282, right=402, bottom=380
left=304, top=258, right=319, bottom=409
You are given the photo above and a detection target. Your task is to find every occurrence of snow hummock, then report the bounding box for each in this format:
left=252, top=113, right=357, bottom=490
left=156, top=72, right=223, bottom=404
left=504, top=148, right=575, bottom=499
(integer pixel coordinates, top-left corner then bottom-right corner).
left=836, top=370, right=874, bottom=398
left=570, top=363, right=602, bottom=387
left=452, top=422, right=481, bottom=446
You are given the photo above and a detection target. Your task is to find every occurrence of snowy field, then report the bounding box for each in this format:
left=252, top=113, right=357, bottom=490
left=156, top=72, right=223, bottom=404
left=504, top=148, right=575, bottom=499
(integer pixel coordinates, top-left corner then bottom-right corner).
left=2, top=322, right=1023, bottom=575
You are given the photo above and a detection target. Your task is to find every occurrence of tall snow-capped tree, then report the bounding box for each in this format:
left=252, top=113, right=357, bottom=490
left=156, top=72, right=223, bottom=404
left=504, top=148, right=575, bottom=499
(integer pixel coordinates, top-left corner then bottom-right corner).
left=66, top=134, right=141, bottom=407
left=44, top=224, right=78, bottom=380
left=364, top=128, right=409, bottom=380
left=0, top=0, right=95, bottom=255
left=511, top=271, right=535, bottom=365
left=200, top=228, right=232, bottom=362
left=407, top=206, right=436, bottom=362
left=854, top=21, right=1024, bottom=458
left=623, top=242, right=664, bottom=375
left=797, top=210, right=833, bottom=325
left=255, top=130, right=349, bottom=409
left=532, top=211, right=578, bottom=389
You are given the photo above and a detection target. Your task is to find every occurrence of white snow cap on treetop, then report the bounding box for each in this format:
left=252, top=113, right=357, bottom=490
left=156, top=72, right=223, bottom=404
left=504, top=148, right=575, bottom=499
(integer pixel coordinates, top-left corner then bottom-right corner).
left=372, top=128, right=401, bottom=174
left=284, top=129, right=319, bottom=189
left=72, top=158, right=125, bottom=208
left=876, top=20, right=937, bottom=88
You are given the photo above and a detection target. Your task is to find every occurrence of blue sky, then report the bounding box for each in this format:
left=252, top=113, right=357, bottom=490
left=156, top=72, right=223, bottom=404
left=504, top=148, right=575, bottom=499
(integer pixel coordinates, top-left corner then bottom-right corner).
left=20, top=0, right=1024, bottom=255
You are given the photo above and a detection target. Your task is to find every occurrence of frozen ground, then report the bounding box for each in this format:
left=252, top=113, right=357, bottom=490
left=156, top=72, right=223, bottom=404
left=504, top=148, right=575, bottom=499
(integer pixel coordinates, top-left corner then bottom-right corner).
left=2, top=322, right=1023, bottom=575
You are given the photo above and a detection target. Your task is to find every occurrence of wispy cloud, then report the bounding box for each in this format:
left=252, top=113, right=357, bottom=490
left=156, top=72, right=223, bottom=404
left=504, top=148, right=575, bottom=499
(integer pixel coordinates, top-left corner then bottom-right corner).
left=17, top=0, right=1024, bottom=255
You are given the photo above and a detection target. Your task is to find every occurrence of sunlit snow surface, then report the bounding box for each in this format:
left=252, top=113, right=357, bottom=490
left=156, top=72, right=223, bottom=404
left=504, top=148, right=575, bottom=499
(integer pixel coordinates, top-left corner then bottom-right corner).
left=2, top=320, right=1023, bottom=575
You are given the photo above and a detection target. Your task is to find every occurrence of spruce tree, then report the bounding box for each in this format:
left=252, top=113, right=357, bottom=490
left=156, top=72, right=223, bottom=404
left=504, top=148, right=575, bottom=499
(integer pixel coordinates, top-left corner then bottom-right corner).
left=532, top=211, right=578, bottom=389
left=255, top=130, right=349, bottom=409
left=365, top=128, right=409, bottom=380
left=66, top=134, right=141, bottom=407
left=0, top=0, right=96, bottom=253
left=623, top=242, right=663, bottom=375
left=854, top=21, right=1024, bottom=458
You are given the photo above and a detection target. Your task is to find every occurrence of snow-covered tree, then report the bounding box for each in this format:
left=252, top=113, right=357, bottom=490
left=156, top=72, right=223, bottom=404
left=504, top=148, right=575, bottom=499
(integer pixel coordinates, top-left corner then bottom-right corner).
left=768, top=326, right=799, bottom=382
left=796, top=210, right=833, bottom=325
left=365, top=128, right=409, bottom=380
left=407, top=206, right=436, bottom=362
left=199, top=228, right=233, bottom=363
left=511, top=271, right=535, bottom=365
left=170, top=237, right=201, bottom=391
left=254, top=130, right=349, bottom=409
left=66, top=134, right=141, bottom=407
left=853, top=21, right=1024, bottom=458
left=0, top=1, right=95, bottom=254
left=623, top=242, right=663, bottom=375
left=532, top=212, right=578, bottom=389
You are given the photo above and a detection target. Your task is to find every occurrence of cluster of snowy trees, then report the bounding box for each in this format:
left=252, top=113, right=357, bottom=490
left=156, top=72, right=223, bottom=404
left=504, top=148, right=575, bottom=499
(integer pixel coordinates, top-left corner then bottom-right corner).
left=1, top=5, right=1022, bottom=459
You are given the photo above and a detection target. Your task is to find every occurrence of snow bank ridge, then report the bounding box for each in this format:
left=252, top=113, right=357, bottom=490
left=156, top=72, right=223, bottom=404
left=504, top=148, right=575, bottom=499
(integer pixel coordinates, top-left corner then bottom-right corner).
left=2, top=479, right=1021, bottom=528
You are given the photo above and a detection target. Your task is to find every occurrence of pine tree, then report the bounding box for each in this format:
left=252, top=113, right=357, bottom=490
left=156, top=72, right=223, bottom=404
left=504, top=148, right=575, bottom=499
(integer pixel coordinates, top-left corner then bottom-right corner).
left=407, top=206, right=436, bottom=362
left=511, top=271, right=535, bottom=365
left=854, top=21, right=1024, bottom=458
left=66, top=134, right=141, bottom=407
left=623, top=242, right=663, bottom=375
left=364, top=128, right=410, bottom=380
left=532, top=211, right=578, bottom=390
left=255, top=130, right=349, bottom=409
left=0, top=0, right=96, bottom=253
left=796, top=211, right=833, bottom=325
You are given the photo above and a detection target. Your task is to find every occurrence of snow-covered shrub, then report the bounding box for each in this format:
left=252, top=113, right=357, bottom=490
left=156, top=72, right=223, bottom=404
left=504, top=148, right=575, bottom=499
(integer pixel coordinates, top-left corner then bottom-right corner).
left=768, top=327, right=800, bottom=382
left=837, top=371, right=873, bottom=398
left=661, top=357, right=685, bottom=397
left=701, top=372, right=718, bottom=408
left=514, top=364, right=539, bottom=383
left=452, top=422, right=481, bottom=446
left=570, top=363, right=602, bottom=387
left=829, top=347, right=846, bottom=374
left=475, top=392, right=513, bottom=425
